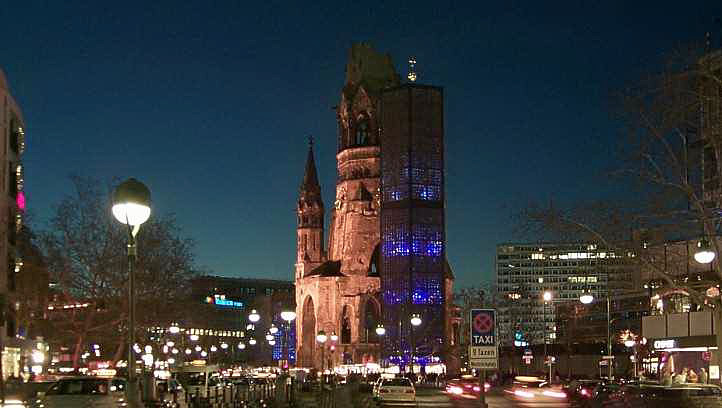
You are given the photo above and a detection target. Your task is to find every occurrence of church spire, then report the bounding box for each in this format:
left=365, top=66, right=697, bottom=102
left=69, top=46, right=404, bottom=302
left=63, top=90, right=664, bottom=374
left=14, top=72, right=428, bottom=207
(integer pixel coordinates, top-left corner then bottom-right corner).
left=301, top=136, right=320, bottom=192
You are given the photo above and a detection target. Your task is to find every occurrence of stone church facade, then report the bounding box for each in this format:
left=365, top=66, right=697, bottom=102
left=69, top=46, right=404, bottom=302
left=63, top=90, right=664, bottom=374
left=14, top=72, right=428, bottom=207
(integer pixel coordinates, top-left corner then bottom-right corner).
left=294, top=44, right=458, bottom=370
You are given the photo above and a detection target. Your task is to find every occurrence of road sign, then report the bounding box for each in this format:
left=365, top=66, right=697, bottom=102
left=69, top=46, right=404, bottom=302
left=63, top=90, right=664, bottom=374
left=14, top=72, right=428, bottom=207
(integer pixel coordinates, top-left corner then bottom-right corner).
left=469, top=309, right=498, bottom=369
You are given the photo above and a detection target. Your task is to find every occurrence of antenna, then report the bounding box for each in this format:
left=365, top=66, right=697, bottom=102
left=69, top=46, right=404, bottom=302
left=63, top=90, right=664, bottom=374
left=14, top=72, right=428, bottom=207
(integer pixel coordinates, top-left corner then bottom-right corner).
left=407, top=57, right=417, bottom=82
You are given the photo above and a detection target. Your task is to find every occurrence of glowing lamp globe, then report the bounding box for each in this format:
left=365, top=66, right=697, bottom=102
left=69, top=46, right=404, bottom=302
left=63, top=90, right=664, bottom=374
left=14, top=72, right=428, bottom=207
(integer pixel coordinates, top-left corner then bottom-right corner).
left=112, top=178, right=151, bottom=226
left=266, top=334, right=274, bottom=341
left=316, top=330, right=327, bottom=344
left=375, top=325, right=386, bottom=336
left=248, top=309, right=261, bottom=323
left=268, top=340, right=276, bottom=346
left=695, top=239, right=716, bottom=264
left=281, top=311, right=296, bottom=322
left=169, top=325, right=180, bottom=334
left=238, top=342, right=246, bottom=350
left=624, top=339, right=636, bottom=348
left=221, top=342, right=228, bottom=349
left=269, top=324, right=279, bottom=334
left=410, top=314, right=422, bottom=327
left=543, top=291, right=553, bottom=302
left=185, top=349, right=191, bottom=355
left=249, top=338, right=257, bottom=346
left=330, top=332, right=338, bottom=342
left=580, top=292, right=594, bottom=304
left=210, top=345, right=217, bottom=352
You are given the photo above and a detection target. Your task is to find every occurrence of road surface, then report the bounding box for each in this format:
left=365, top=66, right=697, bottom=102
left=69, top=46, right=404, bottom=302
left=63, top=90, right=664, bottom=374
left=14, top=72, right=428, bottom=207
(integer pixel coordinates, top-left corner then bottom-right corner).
left=373, top=387, right=570, bottom=408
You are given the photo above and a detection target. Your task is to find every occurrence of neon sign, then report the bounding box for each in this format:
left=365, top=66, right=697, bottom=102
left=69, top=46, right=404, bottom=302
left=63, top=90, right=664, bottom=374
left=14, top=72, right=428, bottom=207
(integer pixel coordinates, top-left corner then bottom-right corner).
left=207, top=294, right=243, bottom=309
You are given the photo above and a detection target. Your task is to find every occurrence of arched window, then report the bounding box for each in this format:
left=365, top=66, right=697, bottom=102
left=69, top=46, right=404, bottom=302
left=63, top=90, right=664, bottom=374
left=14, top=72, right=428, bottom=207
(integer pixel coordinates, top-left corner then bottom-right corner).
left=364, top=298, right=381, bottom=343
left=341, top=306, right=352, bottom=344
left=368, top=244, right=381, bottom=277
left=355, top=117, right=369, bottom=146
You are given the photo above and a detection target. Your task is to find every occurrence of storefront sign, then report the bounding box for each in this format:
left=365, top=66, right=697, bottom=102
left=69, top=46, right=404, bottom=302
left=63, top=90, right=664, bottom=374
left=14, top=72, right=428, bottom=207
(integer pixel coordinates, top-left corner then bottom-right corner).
left=653, top=339, right=677, bottom=349
left=710, top=365, right=720, bottom=380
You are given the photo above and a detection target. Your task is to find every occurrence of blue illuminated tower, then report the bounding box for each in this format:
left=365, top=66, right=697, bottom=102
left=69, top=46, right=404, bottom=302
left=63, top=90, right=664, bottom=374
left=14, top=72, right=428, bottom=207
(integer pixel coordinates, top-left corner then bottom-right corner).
left=379, top=84, right=446, bottom=367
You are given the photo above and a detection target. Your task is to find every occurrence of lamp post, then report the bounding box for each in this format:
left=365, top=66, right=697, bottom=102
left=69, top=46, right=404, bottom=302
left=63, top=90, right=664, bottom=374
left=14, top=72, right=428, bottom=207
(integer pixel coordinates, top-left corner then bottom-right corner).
left=375, top=324, right=386, bottom=363
left=316, top=330, right=327, bottom=372
left=281, top=310, right=296, bottom=369
left=542, top=291, right=552, bottom=381
left=409, top=314, right=422, bottom=376
left=112, top=178, right=151, bottom=408
left=578, top=285, right=612, bottom=379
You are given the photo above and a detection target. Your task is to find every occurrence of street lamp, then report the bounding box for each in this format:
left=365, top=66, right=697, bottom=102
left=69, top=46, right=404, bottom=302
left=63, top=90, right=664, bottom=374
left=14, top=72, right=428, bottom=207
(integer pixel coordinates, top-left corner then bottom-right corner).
left=317, top=330, right=327, bottom=371
left=281, top=310, right=296, bottom=369
left=169, top=324, right=180, bottom=335
left=112, top=178, right=151, bottom=408
left=270, top=324, right=279, bottom=335
left=249, top=309, right=261, bottom=323
left=541, top=291, right=552, bottom=381
left=579, top=286, right=612, bottom=379
left=409, top=314, right=422, bottom=375
left=579, top=290, right=594, bottom=305
left=375, top=324, right=386, bottom=336
left=249, top=338, right=257, bottom=346
left=695, top=239, right=716, bottom=264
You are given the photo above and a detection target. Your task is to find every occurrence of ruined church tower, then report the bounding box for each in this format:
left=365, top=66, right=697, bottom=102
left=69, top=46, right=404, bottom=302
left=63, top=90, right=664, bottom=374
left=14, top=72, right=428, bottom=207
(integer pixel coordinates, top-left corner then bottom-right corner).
left=295, top=44, right=400, bottom=369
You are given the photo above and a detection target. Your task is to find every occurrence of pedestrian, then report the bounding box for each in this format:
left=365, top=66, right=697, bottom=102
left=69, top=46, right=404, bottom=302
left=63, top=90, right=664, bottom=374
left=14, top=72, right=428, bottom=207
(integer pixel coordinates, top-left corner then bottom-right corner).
left=673, top=368, right=687, bottom=384
left=700, top=368, right=708, bottom=384
left=661, top=370, right=672, bottom=386
left=688, top=369, right=698, bottom=383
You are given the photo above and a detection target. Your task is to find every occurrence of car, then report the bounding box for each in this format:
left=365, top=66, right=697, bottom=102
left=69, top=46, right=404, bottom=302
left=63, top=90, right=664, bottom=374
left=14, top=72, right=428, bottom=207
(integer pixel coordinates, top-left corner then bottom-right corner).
left=564, top=379, right=600, bottom=402
left=603, top=383, right=722, bottom=408
left=504, top=376, right=567, bottom=403
left=571, top=381, right=620, bottom=408
left=376, top=378, right=416, bottom=403
left=35, top=376, right=127, bottom=408
left=445, top=376, right=491, bottom=398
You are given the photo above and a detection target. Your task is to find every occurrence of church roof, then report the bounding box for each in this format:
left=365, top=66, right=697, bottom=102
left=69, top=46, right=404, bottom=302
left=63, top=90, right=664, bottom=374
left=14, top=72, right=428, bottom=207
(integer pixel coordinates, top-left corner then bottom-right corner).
left=306, top=261, right=345, bottom=278
left=300, top=142, right=320, bottom=192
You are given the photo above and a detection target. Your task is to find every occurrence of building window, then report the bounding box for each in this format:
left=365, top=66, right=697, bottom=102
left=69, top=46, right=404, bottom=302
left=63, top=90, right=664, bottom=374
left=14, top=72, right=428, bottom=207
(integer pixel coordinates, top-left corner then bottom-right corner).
left=355, top=117, right=369, bottom=145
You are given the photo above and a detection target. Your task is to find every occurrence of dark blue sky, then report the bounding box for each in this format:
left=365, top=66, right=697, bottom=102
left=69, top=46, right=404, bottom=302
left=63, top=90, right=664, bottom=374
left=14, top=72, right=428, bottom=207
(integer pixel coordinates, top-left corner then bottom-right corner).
left=2, top=1, right=721, bottom=288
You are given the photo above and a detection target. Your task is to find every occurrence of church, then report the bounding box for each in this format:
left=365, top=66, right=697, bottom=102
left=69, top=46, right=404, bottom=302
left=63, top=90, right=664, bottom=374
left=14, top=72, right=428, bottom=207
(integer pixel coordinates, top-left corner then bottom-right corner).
left=294, top=44, right=458, bottom=372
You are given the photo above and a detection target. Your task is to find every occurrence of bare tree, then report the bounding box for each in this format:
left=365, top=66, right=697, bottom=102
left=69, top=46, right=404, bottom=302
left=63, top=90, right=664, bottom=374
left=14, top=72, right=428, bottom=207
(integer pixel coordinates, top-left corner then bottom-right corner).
left=39, top=176, right=198, bottom=367
left=519, top=44, right=722, bottom=352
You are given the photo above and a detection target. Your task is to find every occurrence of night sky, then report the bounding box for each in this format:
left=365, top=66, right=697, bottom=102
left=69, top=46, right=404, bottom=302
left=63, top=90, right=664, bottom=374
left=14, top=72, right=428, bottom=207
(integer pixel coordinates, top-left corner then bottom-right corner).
left=3, top=1, right=721, bottom=288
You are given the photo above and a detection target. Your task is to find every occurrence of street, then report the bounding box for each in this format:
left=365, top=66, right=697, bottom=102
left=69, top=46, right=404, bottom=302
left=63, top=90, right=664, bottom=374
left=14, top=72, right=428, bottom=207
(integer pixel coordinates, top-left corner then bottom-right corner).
left=372, top=387, right=570, bottom=408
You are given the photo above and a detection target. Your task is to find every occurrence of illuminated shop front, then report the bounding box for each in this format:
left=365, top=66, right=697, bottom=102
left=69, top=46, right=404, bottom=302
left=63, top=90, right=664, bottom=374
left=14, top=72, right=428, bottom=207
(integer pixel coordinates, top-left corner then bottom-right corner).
left=642, top=311, right=719, bottom=382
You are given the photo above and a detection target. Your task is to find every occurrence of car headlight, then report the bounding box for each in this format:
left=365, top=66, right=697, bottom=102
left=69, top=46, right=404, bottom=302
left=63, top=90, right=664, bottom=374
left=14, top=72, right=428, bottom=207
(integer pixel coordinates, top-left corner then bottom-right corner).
left=1, top=400, right=26, bottom=408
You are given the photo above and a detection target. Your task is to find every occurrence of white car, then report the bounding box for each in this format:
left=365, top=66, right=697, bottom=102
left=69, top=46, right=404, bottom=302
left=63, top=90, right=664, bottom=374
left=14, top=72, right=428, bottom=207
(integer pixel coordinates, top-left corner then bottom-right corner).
left=36, top=377, right=128, bottom=407
left=376, top=378, right=416, bottom=402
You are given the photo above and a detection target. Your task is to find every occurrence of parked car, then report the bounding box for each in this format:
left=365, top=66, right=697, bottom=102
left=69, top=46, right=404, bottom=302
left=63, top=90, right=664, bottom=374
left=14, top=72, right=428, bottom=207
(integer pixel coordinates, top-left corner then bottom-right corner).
left=375, top=377, right=416, bottom=403
left=35, top=377, right=127, bottom=408
left=604, top=383, right=722, bottom=408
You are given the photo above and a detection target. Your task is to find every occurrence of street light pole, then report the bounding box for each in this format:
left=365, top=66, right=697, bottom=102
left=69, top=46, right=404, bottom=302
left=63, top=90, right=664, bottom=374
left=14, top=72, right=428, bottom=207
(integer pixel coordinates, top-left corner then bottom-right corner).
left=112, top=178, right=151, bottom=408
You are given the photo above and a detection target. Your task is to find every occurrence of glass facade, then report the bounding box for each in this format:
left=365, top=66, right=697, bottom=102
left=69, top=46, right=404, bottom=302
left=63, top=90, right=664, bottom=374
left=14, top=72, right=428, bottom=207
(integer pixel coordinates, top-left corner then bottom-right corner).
left=380, top=85, right=446, bottom=365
